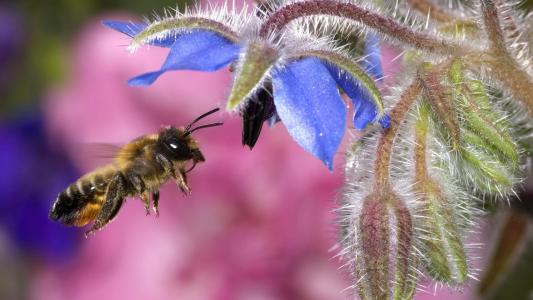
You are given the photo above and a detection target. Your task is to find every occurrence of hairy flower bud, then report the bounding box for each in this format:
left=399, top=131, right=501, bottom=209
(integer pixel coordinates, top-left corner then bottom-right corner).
left=353, top=188, right=417, bottom=300
left=448, top=61, right=520, bottom=195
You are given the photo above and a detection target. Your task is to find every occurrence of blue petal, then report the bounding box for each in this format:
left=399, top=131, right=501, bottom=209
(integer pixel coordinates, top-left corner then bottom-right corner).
left=102, top=20, right=175, bottom=48
left=128, top=30, right=241, bottom=86
left=378, top=114, right=391, bottom=128
left=362, top=34, right=384, bottom=80
left=327, top=34, right=388, bottom=130
left=272, top=57, right=346, bottom=170
left=327, top=65, right=385, bottom=130
left=352, top=91, right=380, bottom=130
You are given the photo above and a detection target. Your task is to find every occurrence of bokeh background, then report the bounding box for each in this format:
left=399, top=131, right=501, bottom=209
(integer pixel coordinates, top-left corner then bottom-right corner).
left=1, top=0, right=533, bottom=299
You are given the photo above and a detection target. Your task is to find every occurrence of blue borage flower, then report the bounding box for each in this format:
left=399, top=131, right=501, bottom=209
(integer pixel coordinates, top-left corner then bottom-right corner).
left=104, top=5, right=389, bottom=170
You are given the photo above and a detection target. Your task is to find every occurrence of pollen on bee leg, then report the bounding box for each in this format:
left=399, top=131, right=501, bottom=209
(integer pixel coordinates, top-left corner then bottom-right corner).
left=73, top=195, right=105, bottom=227
left=141, top=192, right=151, bottom=216
left=152, top=191, right=160, bottom=217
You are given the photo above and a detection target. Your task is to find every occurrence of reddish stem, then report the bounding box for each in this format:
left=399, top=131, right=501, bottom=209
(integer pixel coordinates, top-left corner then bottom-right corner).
left=259, top=0, right=467, bottom=54
left=373, top=81, right=422, bottom=189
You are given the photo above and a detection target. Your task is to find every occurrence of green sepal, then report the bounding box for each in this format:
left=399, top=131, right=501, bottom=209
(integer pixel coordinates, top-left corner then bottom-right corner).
left=226, top=41, right=277, bottom=109
left=462, top=81, right=518, bottom=166
left=417, top=180, right=469, bottom=284
left=459, top=146, right=513, bottom=192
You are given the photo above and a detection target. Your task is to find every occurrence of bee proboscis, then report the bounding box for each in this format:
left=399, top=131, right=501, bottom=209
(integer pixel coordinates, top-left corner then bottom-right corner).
left=49, top=108, right=223, bottom=236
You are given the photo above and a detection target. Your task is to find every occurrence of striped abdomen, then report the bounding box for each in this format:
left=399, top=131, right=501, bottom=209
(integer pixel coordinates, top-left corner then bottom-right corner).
left=49, top=165, right=116, bottom=226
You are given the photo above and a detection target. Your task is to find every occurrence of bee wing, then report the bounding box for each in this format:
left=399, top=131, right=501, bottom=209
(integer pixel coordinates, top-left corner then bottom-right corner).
left=79, top=143, right=121, bottom=159
left=84, top=143, right=122, bottom=158
left=72, top=143, right=133, bottom=165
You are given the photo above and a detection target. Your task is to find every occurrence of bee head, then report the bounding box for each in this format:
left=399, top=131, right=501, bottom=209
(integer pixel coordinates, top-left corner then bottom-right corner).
left=158, top=108, right=223, bottom=163
left=157, top=127, right=197, bottom=161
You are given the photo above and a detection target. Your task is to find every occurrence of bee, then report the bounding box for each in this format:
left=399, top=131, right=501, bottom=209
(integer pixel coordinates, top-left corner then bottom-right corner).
left=49, top=108, right=223, bottom=237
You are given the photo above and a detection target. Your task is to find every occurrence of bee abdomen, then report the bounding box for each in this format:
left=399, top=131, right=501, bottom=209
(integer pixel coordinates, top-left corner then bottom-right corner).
left=92, top=174, right=109, bottom=193
left=49, top=166, right=115, bottom=226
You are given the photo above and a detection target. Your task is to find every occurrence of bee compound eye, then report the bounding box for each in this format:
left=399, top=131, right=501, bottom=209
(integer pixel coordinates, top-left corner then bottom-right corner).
left=165, top=140, right=192, bottom=158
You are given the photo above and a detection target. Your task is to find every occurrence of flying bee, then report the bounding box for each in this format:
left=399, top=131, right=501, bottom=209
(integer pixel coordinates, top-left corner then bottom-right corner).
left=49, top=108, right=223, bottom=237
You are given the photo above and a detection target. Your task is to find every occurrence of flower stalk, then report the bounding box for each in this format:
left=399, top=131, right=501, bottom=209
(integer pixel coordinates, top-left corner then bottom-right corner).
left=418, top=64, right=461, bottom=149
left=374, top=80, right=421, bottom=189
left=259, top=0, right=468, bottom=54
left=476, top=0, right=533, bottom=113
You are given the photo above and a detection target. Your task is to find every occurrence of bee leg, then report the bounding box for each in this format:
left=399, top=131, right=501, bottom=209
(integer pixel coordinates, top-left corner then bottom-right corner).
left=174, top=167, right=191, bottom=195
left=156, top=154, right=190, bottom=195
left=126, top=172, right=144, bottom=193
left=141, top=192, right=151, bottom=216
left=85, top=173, right=128, bottom=237
left=152, top=191, right=160, bottom=217
left=156, top=154, right=173, bottom=174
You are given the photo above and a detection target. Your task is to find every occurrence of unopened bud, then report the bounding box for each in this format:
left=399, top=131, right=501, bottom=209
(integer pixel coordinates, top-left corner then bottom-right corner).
left=356, top=188, right=417, bottom=300
left=448, top=62, right=519, bottom=195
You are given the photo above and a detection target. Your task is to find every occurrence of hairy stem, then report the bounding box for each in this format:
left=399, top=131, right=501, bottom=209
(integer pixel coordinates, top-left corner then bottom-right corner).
left=492, top=0, right=520, bottom=40
left=480, top=0, right=507, bottom=55
left=474, top=0, right=533, bottom=114
left=487, top=56, right=533, bottom=114
left=374, top=80, right=422, bottom=189
left=419, top=65, right=461, bottom=149
left=462, top=49, right=533, bottom=116
left=259, top=0, right=468, bottom=54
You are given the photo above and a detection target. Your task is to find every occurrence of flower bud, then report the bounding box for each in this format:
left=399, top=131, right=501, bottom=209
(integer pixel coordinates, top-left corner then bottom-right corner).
left=355, top=189, right=417, bottom=300
left=449, top=61, right=519, bottom=195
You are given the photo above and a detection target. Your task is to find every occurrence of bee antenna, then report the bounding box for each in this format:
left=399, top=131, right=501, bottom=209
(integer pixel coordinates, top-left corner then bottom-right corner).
left=186, top=108, right=220, bottom=132
left=184, top=122, right=224, bottom=136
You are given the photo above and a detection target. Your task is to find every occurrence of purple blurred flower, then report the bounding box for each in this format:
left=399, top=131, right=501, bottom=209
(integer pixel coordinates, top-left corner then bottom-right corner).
left=0, top=5, right=25, bottom=89
left=0, top=112, right=79, bottom=261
